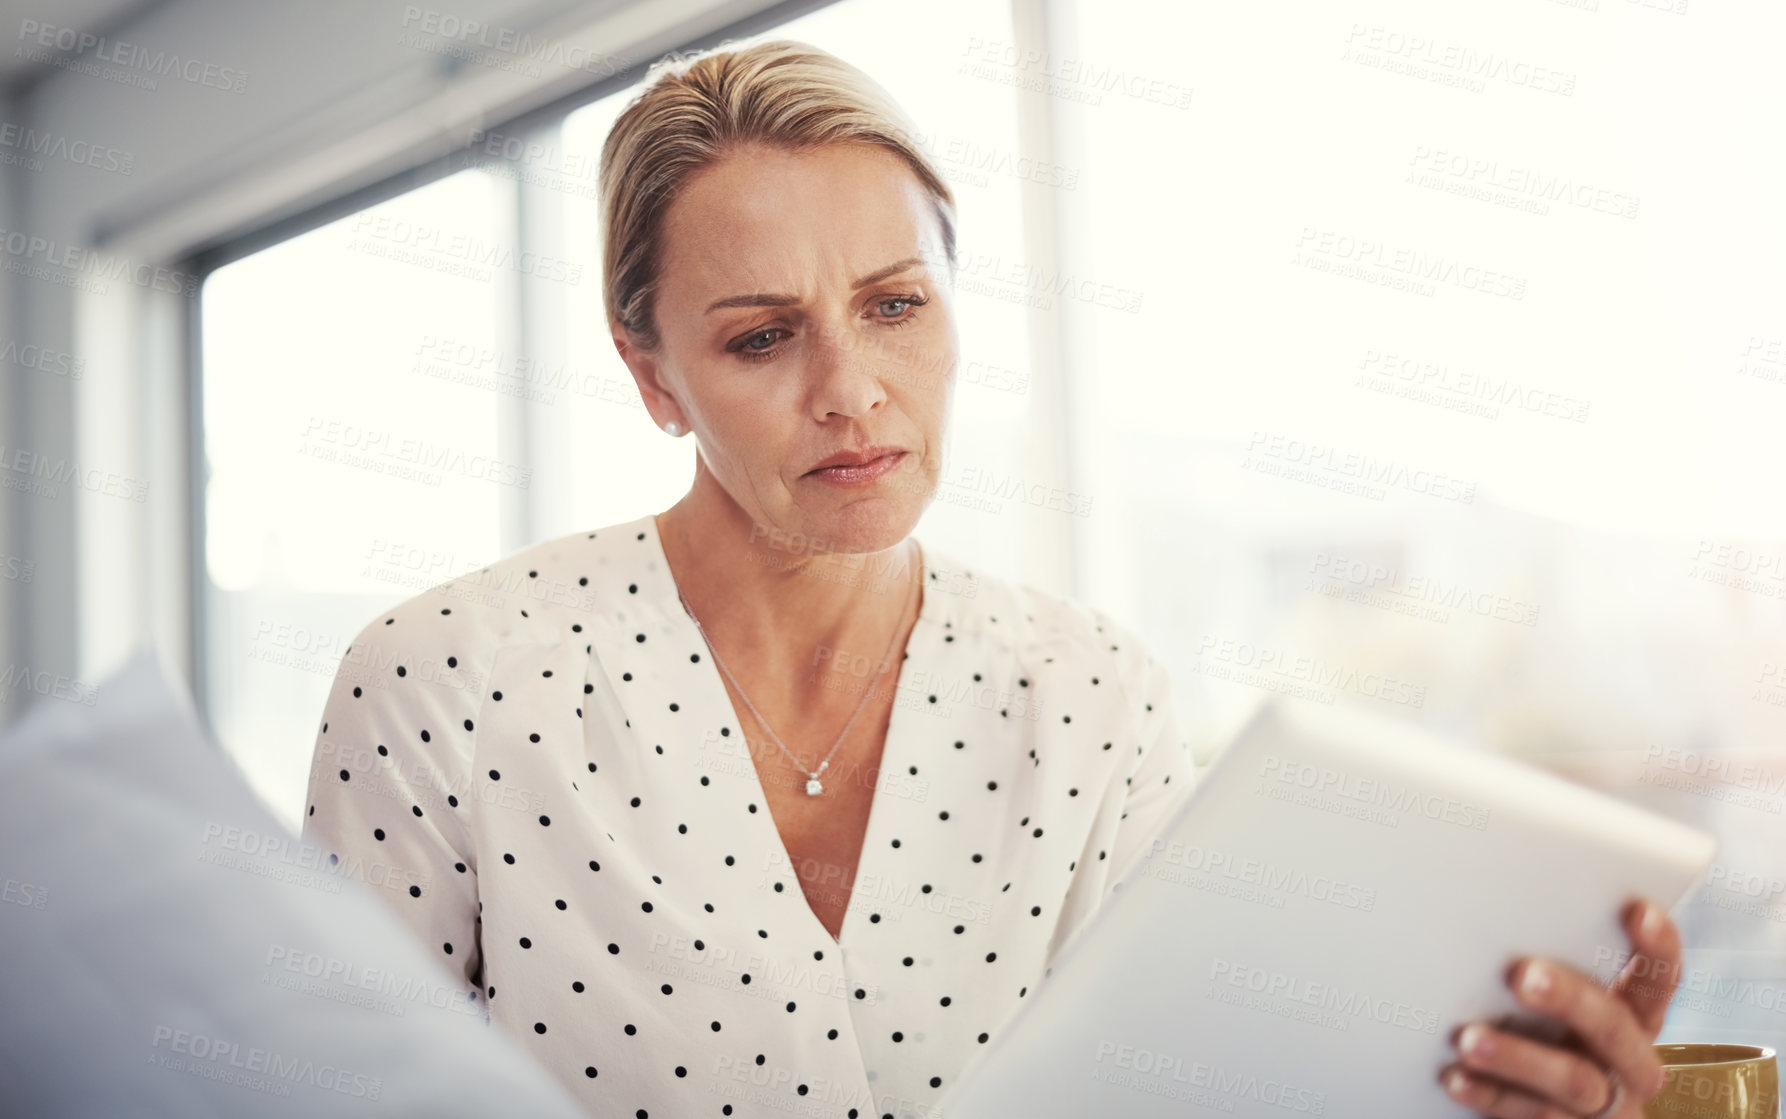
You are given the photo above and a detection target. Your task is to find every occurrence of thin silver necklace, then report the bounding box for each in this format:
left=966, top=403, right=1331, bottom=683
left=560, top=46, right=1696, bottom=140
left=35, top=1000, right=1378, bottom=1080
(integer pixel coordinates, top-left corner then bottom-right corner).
left=677, top=546, right=916, bottom=797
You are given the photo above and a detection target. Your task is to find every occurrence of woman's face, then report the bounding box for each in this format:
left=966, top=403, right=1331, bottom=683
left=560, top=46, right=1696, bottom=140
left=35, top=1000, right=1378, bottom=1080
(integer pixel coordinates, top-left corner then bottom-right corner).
left=616, top=140, right=957, bottom=556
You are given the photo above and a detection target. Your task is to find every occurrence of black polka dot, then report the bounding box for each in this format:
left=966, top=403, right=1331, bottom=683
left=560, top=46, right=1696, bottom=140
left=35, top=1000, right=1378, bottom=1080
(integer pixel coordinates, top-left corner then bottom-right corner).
left=310, top=522, right=1156, bottom=1104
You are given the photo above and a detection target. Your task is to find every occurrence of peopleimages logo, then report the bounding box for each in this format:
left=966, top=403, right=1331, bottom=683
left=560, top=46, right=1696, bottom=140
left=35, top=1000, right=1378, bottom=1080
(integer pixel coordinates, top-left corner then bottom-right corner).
left=397, top=6, right=628, bottom=78
left=1257, top=753, right=1491, bottom=830
left=1244, top=431, right=1477, bottom=504
left=958, top=37, right=1193, bottom=110
left=299, top=417, right=532, bottom=489
left=1636, top=744, right=1786, bottom=811
left=1293, top=228, right=1526, bottom=301
left=1208, top=958, right=1442, bottom=1035
left=1195, top=633, right=1429, bottom=710
left=1357, top=348, right=1591, bottom=424
left=148, top=1026, right=380, bottom=1100
left=0, top=663, right=98, bottom=705
left=1144, top=838, right=1378, bottom=911
left=1091, top=1040, right=1327, bottom=1112
left=1406, top=144, right=1638, bottom=219
left=1306, top=551, right=1542, bottom=627
left=0, top=336, right=84, bottom=378
left=0, top=227, right=201, bottom=296
left=1341, top=24, right=1577, bottom=96
left=16, top=19, right=249, bottom=93
left=0, top=442, right=148, bottom=502
left=263, top=944, right=481, bottom=1019
left=0, top=122, right=133, bottom=174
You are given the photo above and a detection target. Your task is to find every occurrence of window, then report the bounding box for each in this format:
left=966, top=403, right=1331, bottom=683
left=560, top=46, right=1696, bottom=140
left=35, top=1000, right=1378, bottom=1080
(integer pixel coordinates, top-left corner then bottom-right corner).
left=198, top=0, right=1031, bottom=834
left=1056, top=0, right=1786, bottom=1048
left=202, top=168, right=510, bottom=827
left=196, top=0, right=1782, bottom=1051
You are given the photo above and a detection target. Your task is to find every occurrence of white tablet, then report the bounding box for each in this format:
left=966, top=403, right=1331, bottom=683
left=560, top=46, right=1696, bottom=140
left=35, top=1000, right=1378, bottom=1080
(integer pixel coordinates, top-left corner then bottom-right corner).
left=938, top=697, right=1718, bottom=1118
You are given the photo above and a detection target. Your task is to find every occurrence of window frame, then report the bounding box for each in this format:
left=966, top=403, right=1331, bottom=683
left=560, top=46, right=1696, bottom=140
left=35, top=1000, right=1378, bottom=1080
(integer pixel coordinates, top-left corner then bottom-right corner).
left=177, top=0, right=1084, bottom=733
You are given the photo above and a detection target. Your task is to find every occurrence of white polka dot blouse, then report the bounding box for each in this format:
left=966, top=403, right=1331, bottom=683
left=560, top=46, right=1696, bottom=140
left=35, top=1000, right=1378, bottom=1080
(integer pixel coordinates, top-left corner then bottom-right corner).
left=302, top=513, right=1196, bottom=1119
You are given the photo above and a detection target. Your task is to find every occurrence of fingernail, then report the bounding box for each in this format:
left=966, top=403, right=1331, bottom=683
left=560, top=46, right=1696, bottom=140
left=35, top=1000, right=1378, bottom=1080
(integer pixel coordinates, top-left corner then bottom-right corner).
left=1521, top=961, right=1552, bottom=998
left=1458, top=1023, right=1491, bottom=1057
left=1641, top=902, right=1665, bottom=939
left=1444, top=1069, right=1469, bottom=1098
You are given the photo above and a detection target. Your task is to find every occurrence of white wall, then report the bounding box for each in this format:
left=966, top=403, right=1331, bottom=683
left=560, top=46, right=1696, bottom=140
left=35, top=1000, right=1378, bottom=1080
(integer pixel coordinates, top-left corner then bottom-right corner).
left=0, top=87, right=21, bottom=699
left=0, top=0, right=803, bottom=729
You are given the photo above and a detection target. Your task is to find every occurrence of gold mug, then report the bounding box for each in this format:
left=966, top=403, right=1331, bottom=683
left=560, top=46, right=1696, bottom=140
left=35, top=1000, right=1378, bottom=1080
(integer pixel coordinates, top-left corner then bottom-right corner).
left=1643, top=1044, right=1778, bottom=1119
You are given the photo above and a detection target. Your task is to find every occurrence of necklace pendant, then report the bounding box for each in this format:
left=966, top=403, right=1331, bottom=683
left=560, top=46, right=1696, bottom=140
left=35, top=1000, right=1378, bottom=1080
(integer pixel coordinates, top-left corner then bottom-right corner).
left=805, top=777, right=824, bottom=796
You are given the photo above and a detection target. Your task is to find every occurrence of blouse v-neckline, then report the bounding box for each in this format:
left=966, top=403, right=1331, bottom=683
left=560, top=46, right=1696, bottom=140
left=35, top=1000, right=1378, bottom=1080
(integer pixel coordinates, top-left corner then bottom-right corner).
left=613, top=519, right=945, bottom=951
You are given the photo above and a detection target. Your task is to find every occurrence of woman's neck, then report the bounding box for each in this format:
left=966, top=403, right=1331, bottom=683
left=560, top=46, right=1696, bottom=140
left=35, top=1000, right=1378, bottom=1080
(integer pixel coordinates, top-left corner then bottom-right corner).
left=652, top=477, right=923, bottom=705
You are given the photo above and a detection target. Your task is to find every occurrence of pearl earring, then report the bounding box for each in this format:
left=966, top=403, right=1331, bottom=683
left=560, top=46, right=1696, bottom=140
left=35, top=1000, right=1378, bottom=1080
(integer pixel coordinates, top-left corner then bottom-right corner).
left=665, top=421, right=683, bottom=437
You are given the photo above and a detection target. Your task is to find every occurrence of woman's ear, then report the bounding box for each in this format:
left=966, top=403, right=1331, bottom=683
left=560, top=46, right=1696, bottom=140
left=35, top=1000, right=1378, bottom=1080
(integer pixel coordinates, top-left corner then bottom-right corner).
left=612, top=323, right=688, bottom=435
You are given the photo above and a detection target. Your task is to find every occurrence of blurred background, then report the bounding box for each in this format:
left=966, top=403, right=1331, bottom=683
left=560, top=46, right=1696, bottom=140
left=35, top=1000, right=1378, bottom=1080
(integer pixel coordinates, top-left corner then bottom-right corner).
left=2, top=0, right=1782, bottom=1054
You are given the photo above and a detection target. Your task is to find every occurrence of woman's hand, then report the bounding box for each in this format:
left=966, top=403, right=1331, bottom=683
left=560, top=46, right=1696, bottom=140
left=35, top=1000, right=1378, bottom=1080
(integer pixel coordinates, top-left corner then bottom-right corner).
left=1440, top=899, right=1682, bottom=1118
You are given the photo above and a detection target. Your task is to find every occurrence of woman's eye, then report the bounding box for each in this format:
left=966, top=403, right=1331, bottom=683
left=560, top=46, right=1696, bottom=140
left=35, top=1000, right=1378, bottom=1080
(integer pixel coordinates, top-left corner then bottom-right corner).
left=872, top=293, right=927, bottom=324
left=732, top=294, right=925, bottom=361
left=731, top=327, right=788, bottom=363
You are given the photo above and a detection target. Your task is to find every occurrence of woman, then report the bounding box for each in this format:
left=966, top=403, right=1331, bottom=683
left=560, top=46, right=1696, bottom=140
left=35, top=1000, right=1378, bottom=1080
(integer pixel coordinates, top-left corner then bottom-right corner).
left=304, top=38, right=1683, bottom=1119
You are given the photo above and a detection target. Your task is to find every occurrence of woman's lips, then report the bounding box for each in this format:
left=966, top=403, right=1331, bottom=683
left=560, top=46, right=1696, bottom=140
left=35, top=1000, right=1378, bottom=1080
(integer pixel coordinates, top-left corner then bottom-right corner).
left=805, top=450, right=908, bottom=487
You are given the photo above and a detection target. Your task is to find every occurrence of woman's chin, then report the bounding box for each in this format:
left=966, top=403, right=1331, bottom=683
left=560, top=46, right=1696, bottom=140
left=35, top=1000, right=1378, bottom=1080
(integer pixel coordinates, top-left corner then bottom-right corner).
left=789, top=496, right=923, bottom=556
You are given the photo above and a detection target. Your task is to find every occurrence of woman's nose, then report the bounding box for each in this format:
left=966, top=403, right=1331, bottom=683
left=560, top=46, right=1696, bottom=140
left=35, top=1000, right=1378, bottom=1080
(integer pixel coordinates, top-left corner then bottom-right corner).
left=807, top=328, right=888, bottom=420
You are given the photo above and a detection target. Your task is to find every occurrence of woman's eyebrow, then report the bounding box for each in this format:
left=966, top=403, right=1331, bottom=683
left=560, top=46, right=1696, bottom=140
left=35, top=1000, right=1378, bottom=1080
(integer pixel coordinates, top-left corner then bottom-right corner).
left=704, top=256, right=925, bottom=315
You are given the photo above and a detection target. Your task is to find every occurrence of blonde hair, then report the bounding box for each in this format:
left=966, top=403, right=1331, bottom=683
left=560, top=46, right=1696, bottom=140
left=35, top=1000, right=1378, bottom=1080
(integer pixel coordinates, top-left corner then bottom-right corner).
left=598, top=38, right=958, bottom=353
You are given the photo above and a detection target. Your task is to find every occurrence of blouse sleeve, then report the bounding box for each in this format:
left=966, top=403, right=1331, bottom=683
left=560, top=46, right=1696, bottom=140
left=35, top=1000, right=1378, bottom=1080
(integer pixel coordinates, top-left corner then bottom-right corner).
left=1101, top=624, right=1199, bottom=892
left=300, top=601, right=492, bottom=1008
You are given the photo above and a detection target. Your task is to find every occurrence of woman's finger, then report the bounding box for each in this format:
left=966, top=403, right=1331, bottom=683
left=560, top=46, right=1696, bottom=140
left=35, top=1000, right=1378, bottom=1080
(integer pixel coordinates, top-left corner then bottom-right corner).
left=1452, top=1021, right=1619, bottom=1116
left=1441, top=1063, right=1609, bottom=1119
left=1509, top=956, right=1665, bottom=1099
left=1610, top=898, right=1683, bottom=1037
